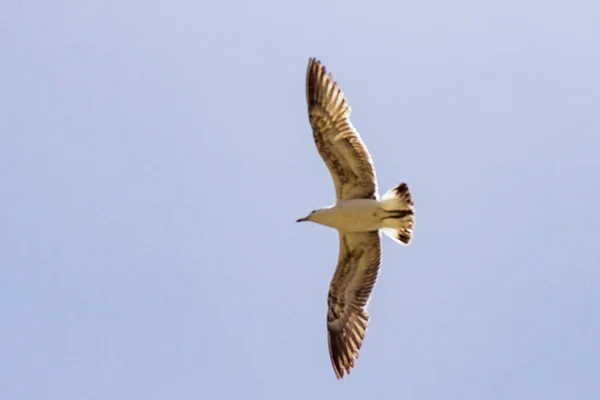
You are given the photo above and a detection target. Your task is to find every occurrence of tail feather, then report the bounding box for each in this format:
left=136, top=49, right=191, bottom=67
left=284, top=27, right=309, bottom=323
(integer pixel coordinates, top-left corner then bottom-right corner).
left=380, top=183, right=415, bottom=245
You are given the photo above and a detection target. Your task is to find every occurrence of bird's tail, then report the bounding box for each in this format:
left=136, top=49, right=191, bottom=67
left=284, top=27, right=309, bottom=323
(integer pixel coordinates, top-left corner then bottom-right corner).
left=379, top=183, right=415, bottom=245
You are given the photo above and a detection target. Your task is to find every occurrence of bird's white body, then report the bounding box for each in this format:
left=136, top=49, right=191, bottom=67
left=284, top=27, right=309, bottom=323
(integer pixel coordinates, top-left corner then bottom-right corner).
left=310, top=199, right=384, bottom=232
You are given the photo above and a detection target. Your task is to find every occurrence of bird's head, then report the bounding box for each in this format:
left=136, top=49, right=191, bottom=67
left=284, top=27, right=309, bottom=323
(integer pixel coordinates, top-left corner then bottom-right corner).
left=296, top=210, right=317, bottom=223
left=296, top=207, right=333, bottom=225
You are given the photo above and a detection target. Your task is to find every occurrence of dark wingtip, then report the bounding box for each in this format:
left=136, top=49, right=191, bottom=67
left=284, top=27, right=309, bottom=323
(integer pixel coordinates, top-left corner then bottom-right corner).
left=306, top=58, right=326, bottom=105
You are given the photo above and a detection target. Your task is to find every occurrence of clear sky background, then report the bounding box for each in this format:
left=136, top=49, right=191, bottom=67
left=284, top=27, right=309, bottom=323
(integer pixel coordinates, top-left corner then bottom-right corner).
left=1, top=1, right=599, bottom=399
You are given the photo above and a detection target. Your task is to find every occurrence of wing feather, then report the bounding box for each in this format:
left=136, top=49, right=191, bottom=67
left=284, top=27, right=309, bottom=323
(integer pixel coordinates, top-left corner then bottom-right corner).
left=327, top=231, right=382, bottom=379
left=306, top=58, right=378, bottom=200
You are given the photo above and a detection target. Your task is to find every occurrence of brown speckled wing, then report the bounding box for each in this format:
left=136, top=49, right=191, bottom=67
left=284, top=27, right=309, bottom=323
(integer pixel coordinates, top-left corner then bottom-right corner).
left=327, top=231, right=382, bottom=379
left=306, top=58, right=378, bottom=200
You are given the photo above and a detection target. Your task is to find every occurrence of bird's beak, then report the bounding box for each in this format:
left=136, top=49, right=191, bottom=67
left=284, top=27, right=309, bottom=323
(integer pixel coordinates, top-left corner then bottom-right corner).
left=296, top=217, right=308, bottom=223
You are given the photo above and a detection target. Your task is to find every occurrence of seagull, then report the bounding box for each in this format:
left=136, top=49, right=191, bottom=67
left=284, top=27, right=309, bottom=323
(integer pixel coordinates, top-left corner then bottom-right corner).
left=297, top=58, right=415, bottom=379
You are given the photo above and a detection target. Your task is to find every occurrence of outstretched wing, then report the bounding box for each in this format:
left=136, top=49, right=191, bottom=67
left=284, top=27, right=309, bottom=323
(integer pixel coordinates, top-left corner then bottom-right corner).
left=327, top=231, right=382, bottom=379
left=306, top=58, right=378, bottom=200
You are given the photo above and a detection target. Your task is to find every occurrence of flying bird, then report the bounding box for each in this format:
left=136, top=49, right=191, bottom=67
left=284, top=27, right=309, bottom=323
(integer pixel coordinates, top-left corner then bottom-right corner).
left=297, top=58, right=415, bottom=379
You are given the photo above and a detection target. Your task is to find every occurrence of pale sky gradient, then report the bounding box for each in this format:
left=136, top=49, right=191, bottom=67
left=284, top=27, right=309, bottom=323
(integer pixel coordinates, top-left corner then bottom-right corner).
left=1, top=1, right=600, bottom=399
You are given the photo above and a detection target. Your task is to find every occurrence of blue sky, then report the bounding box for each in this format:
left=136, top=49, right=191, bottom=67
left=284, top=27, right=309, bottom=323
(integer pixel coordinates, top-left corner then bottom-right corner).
left=1, top=1, right=599, bottom=399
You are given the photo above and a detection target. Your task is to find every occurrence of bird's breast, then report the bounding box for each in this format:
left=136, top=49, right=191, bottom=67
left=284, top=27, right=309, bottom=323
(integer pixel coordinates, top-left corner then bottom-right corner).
left=330, top=199, right=383, bottom=232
